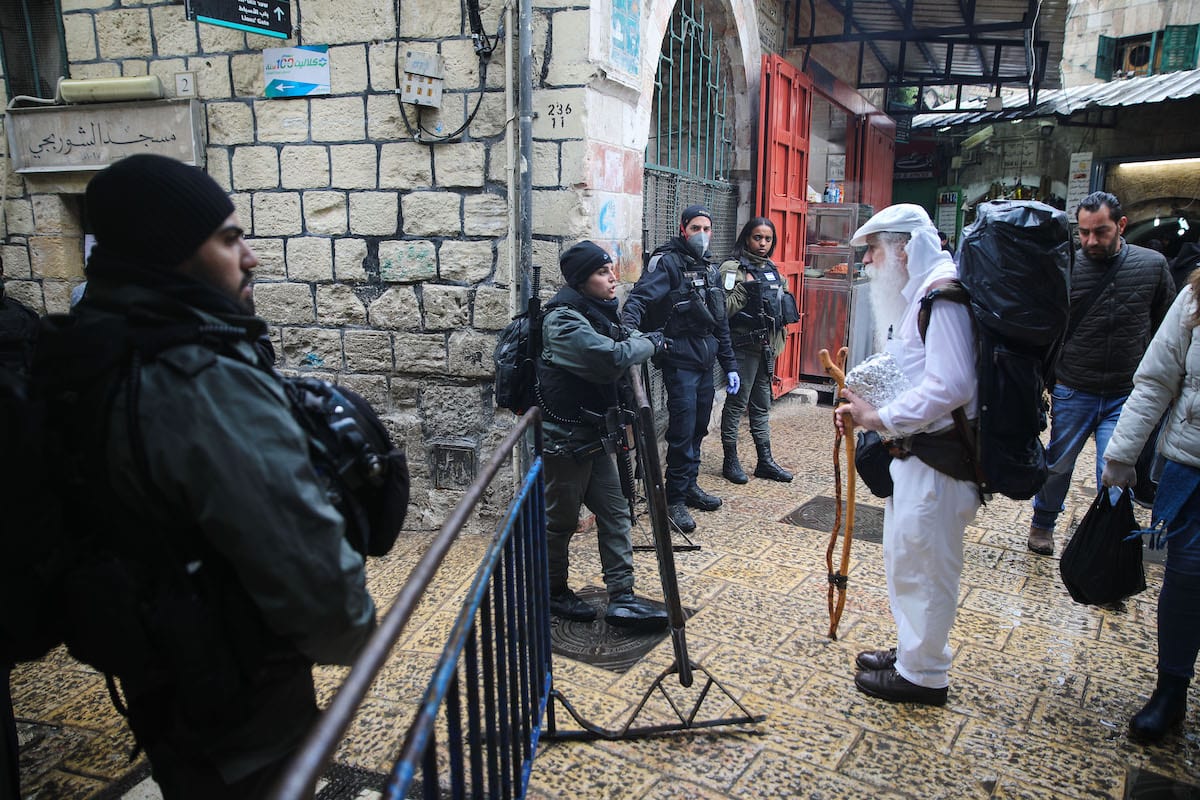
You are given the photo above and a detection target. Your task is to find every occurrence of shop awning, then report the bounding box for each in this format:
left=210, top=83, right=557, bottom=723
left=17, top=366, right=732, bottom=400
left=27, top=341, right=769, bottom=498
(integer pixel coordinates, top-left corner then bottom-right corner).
left=792, top=0, right=1068, bottom=100
left=911, top=68, right=1200, bottom=127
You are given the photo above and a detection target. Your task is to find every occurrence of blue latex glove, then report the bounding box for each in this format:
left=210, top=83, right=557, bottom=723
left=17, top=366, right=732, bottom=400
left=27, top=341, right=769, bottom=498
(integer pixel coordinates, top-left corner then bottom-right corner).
left=726, top=371, right=741, bottom=395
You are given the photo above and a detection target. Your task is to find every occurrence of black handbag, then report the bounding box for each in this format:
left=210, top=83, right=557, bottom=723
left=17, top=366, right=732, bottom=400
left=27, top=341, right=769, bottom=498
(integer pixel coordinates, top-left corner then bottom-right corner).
left=855, top=430, right=894, bottom=498
left=1059, top=488, right=1145, bottom=606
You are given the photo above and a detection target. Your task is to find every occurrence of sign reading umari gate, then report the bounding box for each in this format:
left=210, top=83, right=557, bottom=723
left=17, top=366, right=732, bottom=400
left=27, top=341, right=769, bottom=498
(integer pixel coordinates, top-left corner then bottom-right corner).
left=185, top=0, right=291, bottom=39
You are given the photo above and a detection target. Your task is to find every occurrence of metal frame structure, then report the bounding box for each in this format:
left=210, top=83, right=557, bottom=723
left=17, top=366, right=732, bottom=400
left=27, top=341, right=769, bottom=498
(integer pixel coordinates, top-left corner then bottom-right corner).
left=791, top=0, right=1069, bottom=111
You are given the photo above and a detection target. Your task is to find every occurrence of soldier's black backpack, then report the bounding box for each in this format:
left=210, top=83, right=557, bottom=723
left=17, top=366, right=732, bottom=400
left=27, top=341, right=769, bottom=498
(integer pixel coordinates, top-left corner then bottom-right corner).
left=919, top=200, right=1073, bottom=500
left=493, top=297, right=541, bottom=414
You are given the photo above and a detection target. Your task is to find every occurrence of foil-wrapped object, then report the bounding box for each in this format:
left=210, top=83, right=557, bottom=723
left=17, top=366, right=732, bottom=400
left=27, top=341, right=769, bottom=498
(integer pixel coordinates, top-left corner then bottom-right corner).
left=844, top=352, right=911, bottom=408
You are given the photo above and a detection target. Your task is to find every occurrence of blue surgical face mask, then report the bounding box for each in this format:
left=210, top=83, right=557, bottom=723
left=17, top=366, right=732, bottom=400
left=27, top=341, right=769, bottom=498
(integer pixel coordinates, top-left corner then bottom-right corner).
left=687, top=231, right=711, bottom=258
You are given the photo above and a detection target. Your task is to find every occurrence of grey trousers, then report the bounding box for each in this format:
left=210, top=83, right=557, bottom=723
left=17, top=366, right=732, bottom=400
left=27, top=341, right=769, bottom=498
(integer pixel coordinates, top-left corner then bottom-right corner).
left=544, top=449, right=635, bottom=596
left=720, top=346, right=773, bottom=446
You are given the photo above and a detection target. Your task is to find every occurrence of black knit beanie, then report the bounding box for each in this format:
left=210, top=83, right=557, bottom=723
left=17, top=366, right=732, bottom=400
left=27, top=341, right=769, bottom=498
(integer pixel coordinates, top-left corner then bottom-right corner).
left=680, top=204, right=712, bottom=228
left=559, top=241, right=612, bottom=286
left=87, top=154, right=235, bottom=268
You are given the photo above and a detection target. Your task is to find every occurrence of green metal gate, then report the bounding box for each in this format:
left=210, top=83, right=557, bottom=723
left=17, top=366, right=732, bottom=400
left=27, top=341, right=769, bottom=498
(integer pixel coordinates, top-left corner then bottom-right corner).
left=643, top=0, right=738, bottom=261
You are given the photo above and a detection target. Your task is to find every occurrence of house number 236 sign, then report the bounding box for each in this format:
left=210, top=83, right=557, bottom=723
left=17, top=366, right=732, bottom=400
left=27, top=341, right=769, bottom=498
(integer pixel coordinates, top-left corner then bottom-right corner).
left=547, top=103, right=572, bottom=128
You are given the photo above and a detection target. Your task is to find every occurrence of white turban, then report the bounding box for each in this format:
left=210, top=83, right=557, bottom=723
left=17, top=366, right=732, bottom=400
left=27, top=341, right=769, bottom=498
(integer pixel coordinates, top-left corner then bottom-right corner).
left=851, top=203, right=954, bottom=287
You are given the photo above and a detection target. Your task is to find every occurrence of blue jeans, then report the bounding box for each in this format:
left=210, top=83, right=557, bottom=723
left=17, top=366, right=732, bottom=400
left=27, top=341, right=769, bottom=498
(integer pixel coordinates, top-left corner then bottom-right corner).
left=1155, top=460, right=1200, bottom=679
left=662, top=364, right=715, bottom=505
left=1030, top=384, right=1127, bottom=532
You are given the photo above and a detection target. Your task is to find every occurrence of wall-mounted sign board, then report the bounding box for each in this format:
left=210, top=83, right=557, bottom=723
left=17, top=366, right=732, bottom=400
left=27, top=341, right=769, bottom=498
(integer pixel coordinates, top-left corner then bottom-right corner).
left=185, top=0, right=290, bottom=39
left=5, top=99, right=204, bottom=174
left=264, top=46, right=330, bottom=97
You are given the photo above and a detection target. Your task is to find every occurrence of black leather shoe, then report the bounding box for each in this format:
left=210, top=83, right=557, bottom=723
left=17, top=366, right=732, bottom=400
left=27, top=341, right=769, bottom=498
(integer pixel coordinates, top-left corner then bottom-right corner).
left=667, top=503, right=696, bottom=533
left=722, top=445, right=748, bottom=484
left=685, top=485, right=722, bottom=511
left=605, top=590, right=669, bottom=631
left=1129, top=674, right=1189, bottom=744
left=549, top=588, right=596, bottom=622
left=855, top=647, right=897, bottom=672
left=854, top=668, right=947, bottom=706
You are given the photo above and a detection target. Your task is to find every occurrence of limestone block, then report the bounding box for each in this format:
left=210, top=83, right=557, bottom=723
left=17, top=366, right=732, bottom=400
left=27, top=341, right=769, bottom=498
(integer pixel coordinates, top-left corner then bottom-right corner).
left=63, top=13, right=97, bottom=61
left=32, top=195, right=82, bottom=235
left=231, top=53, right=264, bottom=97
left=392, top=333, right=448, bottom=374
left=334, top=238, right=369, bottom=281
left=68, top=63, right=121, bottom=79
left=416, top=94, right=466, bottom=142
left=388, top=376, right=420, bottom=408
left=331, top=144, right=379, bottom=189
left=438, top=240, right=493, bottom=284
left=532, top=141, right=560, bottom=187
left=368, top=285, right=420, bottom=329
left=249, top=238, right=285, bottom=280
left=252, top=192, right=303, bottom=236
left=329, top=45, right=368, bottom=94
left=311, top=97, right=366, bottom=142
left=399, top=2, right=461, bottom=37
left=494, top=237, right=513, bottom=286
left=207, top=102, right=255, bottom=145
left=367, top=42, right=398, bottom=91
left=254, top=99, right=310, bottom=143
left=230, top=193, right=252, bottom=233
left=302, top=0, right=395, bottom=44
left=280, top=145, right=330, bottom=189
left=3, top=281, right=43, bottom=313
left=121, top=60, right=149, bottom=77
left=433, top=143, right=485, bottom=188
left=560, top=139, right=586, bottom=187
left=4, top=199, right=34, bottom=235
left=349, top=192, right=399, bottom=236
left=188, top=54, right=232, bottom=99
left=532, top=189, right=587, bottom=237
left=339, top=374, right=391, bottom=410
left=464, top=193, right=508, bottom=237
left=440, top=39, right=480, bottom=91
left=472, top=285, right=511, bottom=330
left=96, top=9, right=152, bottom=59
left=420, top=383, right=488, bottom=435
left=0, top=245, right=32, bottom=279
left=379, top=240, right=436, bottom=283
left=316, top=284, right=367, bottom=325
left=43, top=281, right=76, bottom=315
left=282, top=326, right=342, bottom=371
left=486, top=142, right=508, bottom=184
left=530, top=87, right=582, bottom=140
left=447, top=329, right=496, bottom=378
left=253, top=282, right=315, bottom=324
left=344, top=330, right=394, bottom=372
left=200, top=148, right=229, bottom=192
left=401, top=192, right=460, bottom=237
left=286, top=236, right=333, bottom=281
left=546, top=9, right=594, bottom=86
left=61, top=0, right=109, bottom=9
left=366, top=94, right=404, bottom=140
left=302, top=191, right=347, bottom=235
left=422, top=284, right=470, bottom=330
left=149, top=58, right=188, bottom=93
left=468, top=92, right=507, bottom=139
left=380, top=142, right=433, bottom=189
left=30, top=236, right=84, bottom=279
left=232, top=146, right=280, bottom=190
left=198, top=22, right=245, bottom=54
left=151, top=4, right=198, bottom=57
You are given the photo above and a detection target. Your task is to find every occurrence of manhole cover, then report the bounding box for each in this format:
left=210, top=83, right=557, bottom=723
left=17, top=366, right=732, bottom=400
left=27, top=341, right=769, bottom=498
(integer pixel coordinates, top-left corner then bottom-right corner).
left=782, top=495, right=885, bottom=543
left=550, top=586, right=690, bottom=673
left=1124, top=766, right=1200, bottom=799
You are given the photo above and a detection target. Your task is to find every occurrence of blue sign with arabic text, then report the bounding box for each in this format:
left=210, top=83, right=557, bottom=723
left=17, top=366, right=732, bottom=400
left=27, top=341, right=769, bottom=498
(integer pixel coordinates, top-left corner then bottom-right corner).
left=263, top=46, right=331, bottom=98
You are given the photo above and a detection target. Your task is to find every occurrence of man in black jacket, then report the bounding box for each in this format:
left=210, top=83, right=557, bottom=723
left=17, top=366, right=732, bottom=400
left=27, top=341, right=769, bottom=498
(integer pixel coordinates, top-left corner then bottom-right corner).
left=1026, top=191, right=1174, bottom=555
left=621, top=206, right=739, bottom=534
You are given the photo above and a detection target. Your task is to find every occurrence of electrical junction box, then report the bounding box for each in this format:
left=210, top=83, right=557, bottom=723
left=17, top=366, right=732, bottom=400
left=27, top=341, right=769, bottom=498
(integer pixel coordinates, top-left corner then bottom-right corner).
left=399, top=50, right=445, bottom=108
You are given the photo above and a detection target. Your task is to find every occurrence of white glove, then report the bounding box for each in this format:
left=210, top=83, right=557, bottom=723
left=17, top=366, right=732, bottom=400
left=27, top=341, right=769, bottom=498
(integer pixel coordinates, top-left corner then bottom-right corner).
left=726, top=371, right=741, bottom=394
left=1101, top=459, right=1137, bottom=489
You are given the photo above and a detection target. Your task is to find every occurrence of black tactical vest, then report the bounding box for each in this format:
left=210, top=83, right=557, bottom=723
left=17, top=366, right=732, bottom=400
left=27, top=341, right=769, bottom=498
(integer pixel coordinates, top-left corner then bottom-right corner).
left=535, top=287, right=623, bottom=427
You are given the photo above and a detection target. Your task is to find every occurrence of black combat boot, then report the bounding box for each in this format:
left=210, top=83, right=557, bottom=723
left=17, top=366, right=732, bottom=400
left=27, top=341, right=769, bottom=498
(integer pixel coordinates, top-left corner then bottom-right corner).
left=549, top=586, right=597, bottom=622
left=605, top=590, right=668, bottom=631
left=667, top=503, right=696, bottom=533
left=722, top=442, right=748, bottom=484
left=753, top=439, right=793, bottom=482
left=685, top=483, right=722, bottom=511
left=1129, top=673, right=1189, bottom=744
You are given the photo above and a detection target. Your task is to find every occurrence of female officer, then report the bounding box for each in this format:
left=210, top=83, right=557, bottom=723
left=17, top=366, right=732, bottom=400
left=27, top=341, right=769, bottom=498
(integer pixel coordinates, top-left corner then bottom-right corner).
left=718, top=217, right=797, bottom=483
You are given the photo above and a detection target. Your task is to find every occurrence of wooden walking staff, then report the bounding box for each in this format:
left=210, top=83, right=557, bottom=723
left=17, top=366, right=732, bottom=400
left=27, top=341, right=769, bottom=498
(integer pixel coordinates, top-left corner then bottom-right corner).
left=818, top=346, right=855, bottom=640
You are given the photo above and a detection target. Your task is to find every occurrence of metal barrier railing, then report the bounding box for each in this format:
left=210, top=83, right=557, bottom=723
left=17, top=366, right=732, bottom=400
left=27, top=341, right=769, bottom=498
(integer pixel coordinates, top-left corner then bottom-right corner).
left=271, top=408, right=550, bottom=800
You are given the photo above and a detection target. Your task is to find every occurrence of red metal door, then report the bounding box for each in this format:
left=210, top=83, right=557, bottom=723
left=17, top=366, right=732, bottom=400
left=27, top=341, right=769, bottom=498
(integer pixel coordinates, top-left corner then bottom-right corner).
left=756, top=55, right=811, bottom=398
left=851, top=112, right=896, bottom=211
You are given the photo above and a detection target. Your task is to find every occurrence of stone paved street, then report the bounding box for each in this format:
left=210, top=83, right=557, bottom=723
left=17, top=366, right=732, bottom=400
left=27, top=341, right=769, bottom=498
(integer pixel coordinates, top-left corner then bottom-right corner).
left=11, top=393, right=1198, bottom=799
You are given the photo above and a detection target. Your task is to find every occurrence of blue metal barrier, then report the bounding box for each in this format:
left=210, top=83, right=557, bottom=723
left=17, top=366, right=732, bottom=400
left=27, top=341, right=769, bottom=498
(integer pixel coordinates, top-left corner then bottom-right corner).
left=271, top=408, right=551, bottom=800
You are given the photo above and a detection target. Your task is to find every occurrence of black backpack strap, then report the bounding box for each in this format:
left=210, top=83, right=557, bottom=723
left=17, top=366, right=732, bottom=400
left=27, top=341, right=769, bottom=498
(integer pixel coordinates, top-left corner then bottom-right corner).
left=1063, top=246, right=1128, bottom=344
left=917, top=279, right=988, bottom=500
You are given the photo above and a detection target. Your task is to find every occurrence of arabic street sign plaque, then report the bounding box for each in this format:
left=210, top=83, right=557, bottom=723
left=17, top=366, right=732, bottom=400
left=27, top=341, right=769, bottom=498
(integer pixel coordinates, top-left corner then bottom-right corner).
left=186, top=0, right=291, bottom=40
left=263, top=46, right=331, bottom=98
left=6, top=99, right=204, bottom=174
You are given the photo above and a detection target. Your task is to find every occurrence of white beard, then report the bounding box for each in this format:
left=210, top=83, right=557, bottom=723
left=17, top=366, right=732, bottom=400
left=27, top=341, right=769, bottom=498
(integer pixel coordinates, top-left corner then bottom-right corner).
left=866, top=249, right=910, bottom=351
